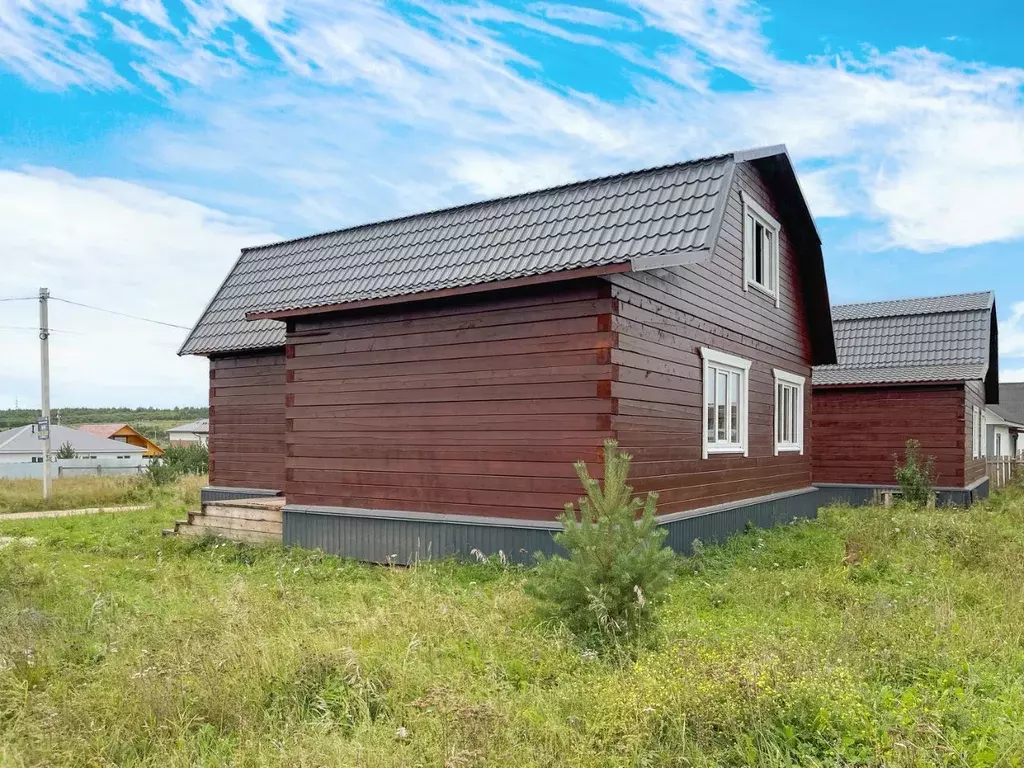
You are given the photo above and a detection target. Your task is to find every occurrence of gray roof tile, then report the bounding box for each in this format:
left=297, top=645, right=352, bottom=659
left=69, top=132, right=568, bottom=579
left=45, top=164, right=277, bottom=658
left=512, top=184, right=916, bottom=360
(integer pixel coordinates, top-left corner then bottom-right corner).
left=180, top=152, right=737, bottom=355
left=813, top=291, right=994, bottom=387
left=996, top=383, right=1024, bottom=423
left=0, top=424, right=147, bottom=455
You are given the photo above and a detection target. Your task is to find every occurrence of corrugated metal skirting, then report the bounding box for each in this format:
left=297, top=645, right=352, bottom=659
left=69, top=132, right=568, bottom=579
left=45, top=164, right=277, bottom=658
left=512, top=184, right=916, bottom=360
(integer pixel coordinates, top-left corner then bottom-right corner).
left=283, top=488, right=821, bottom=564
left=200, top=486, right=282, bottom=504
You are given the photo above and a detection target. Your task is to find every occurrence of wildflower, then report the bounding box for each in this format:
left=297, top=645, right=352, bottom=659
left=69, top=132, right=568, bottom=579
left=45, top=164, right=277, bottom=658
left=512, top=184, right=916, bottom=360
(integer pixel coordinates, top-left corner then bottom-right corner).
left=395, top=726, right=410, bottom=741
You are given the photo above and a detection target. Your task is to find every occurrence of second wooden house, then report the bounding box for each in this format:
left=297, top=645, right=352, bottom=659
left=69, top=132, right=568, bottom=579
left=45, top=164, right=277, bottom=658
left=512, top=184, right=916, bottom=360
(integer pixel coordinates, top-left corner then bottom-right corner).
left=812, top=292, right=1000, bottom=505
left=180, top=145, right=837, bottom=561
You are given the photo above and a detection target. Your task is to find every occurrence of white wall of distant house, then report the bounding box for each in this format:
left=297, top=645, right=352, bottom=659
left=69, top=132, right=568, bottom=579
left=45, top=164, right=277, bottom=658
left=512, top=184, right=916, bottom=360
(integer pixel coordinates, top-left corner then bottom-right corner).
left=0, top=456, right=147, bottom=479
left=169, top=432, right=207, bottom=447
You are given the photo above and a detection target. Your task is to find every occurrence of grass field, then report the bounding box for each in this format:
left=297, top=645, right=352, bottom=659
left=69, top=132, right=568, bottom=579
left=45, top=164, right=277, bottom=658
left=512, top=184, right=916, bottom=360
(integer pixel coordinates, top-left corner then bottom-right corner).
left=0, top=474, right=204, bottom=514
left=2, top=487, right=1024, bottom=766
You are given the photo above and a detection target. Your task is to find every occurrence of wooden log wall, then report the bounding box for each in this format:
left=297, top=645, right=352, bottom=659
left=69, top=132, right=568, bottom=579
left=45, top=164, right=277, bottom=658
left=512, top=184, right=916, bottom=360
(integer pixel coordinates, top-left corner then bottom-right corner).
left=284, top=281, right=616, bottom=520
left=606, top=160, right=814, bottom=513
left=209, top=351, right=287, bottom=491
left=964, top=379, right=987, bottom=485
left=812, top=383, right=968, bottom=488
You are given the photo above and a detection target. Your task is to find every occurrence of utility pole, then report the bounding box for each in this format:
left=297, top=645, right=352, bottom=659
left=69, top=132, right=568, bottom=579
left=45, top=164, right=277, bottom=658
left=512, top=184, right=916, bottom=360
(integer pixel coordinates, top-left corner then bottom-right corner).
left=39, top=287, right=51, bottom=500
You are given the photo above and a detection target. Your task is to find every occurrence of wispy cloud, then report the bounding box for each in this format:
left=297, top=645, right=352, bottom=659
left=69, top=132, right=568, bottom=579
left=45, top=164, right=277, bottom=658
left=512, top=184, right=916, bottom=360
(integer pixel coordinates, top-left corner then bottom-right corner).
left=3, top=0, right=1023, bottom=255
left=1, top=0, right=1024, bottom=403
left=0, top=167, right=277, bottom=407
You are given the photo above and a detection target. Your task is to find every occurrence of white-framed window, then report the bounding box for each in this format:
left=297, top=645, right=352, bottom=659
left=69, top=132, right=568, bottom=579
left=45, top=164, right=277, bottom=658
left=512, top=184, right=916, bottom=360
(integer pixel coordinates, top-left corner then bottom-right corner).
left=701, top=347, right=751, bottom=458
left=973, top=407, right=985, bottom=459
left=996, top=432, right=1003, bottom=456
left=980, top=411, right=987, bottom=458
left=742, top=193, right=781, bottom=306
left=773, top=369, right=805, bottom=455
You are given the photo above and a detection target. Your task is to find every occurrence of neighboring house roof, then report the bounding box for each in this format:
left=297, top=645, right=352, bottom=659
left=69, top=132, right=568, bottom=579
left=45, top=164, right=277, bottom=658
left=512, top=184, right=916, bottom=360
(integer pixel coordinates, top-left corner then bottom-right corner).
left=993, top=383, right=1024, bottom=425
left=167, top=419, right=210, bottom=434
left=77, top=423, right=164, bottom=456
left=813, top=291, right=999, bottom=402
left=0, top=424, right=146, bottom=455
left=986, top=405, right=1024, bottom=429
left=77, top=424, right=128, bottom=439
left=180, top=145, right=836, bottom=364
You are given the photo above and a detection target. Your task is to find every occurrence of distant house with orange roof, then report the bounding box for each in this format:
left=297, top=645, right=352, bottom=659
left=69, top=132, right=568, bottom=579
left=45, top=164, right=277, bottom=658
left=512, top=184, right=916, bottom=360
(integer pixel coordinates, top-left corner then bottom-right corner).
left=77, top=424, right=164, bottom=458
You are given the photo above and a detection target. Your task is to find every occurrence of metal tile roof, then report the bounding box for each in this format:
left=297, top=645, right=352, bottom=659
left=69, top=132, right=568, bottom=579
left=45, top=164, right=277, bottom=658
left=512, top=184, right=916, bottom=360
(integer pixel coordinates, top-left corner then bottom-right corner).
left=831, top=291, right=993, bottom=321
left=812, top=291, right=994, bottom=387
left=181, top=151, right=746, bottom=355
left=996, top=383, right=1024, bottom=423
left=0, top=424, right=146, bottom=455
left=77, top=424, right=127, bottom=439
left=167, top=419, right=209, bottom=434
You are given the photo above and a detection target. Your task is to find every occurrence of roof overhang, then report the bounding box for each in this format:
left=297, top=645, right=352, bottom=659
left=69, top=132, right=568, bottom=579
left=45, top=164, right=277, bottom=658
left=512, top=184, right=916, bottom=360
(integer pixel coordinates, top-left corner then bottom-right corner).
left=246, top=262, right=632, bottom=321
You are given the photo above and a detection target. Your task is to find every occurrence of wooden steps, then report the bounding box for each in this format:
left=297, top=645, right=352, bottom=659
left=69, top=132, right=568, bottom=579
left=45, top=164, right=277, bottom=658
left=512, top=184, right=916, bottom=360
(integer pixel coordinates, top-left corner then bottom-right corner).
left=166, top=496, right=285, bottom=543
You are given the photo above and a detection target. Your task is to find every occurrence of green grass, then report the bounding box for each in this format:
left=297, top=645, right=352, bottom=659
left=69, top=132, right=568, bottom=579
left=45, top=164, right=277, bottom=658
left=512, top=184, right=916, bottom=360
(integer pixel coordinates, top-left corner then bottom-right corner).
left=0, top=474, right=204, bottom=514
left=3, top=488, right=1024, bottom=766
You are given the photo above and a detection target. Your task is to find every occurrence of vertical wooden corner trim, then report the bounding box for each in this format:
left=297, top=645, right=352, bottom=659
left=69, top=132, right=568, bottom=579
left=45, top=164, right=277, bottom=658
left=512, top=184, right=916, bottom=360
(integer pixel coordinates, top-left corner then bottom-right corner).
left=209, top=387, right=216, bottom=399
left=208, top=406, right=215, bottom=419
left=596, top=348, right=612, bottom=365
left=597, top=314, right=613, bottom=332
left=285, top=369, right=295, bottom=383
left=285, top=393, right=295, bottom=408
left=209, top=369, right=216, bottom=380
left=286, top=418, right=294, bottom=432
left=285, top=344, right=296, bottom=359
left=597, top=380, right=612, bottom=399
left=286, top=468, right=294, bottom=482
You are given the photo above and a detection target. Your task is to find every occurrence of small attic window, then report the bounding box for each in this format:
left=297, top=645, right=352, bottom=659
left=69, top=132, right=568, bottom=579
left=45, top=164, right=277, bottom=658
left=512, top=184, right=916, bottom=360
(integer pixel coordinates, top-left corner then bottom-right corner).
left=742, top=194, right=780, bottom=306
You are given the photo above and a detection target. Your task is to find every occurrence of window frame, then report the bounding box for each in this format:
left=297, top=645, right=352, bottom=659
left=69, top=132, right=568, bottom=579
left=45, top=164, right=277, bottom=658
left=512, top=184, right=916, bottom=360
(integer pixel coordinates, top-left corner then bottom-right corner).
left=700, top=347, right=751, bottom=459
left=741, top=193, right=781, bottom=307
left=772, top=368, right=805, bottom=455
left=973, top=406, right=982, bottom=459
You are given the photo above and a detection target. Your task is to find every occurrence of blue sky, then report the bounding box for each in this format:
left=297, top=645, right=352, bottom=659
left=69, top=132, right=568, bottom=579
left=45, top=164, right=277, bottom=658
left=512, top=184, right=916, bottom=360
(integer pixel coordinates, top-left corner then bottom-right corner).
left=0, top=0, right=1023, bottom=407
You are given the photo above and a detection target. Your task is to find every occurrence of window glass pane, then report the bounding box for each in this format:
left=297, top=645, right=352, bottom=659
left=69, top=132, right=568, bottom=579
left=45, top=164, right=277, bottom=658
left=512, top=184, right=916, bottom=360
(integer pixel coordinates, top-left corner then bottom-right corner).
left=745, top=215, right=755, bottom=280
left=716, top=371, right=728, bottom=442
left=730, top=372, right=740, bottom=443
left=792, top=386, right=799, bottom=442
left=781, top=386, right=790, bottom=443
left=754, top=222, right=764, bottom=284
left=705, top=368, right=716, bottom=443
left=765, top=231, right=775, bottom=291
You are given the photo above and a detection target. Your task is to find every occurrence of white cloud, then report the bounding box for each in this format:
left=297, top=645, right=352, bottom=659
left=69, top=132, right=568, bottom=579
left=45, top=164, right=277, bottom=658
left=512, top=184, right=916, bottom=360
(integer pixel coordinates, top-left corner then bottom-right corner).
left=528, top=3, right=640, bottom=30
left=0, top=0, right=1013, bottom=253
left=0, top=168, right=277, bottom=408
left=1, top=0, right=1024, bottom=404
left=1001, top=301, right=1024, bottom=358
left=1001, top=366, right=1024, bottom=383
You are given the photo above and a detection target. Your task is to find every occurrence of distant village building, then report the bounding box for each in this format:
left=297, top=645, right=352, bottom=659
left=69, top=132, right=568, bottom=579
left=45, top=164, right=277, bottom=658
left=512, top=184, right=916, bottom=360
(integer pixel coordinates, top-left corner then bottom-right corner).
left=986, top=383, right=1024, bottom=458
left=167, top=419, right=209, bottom=447
left=0, top=423, right=146, bottom=479
left=78, top=424, right=164, bottom=457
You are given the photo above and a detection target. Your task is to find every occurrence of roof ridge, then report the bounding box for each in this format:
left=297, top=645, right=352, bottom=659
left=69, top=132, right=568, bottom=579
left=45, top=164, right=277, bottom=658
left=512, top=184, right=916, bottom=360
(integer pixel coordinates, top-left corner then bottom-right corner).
left=834, top=290, right=993, bottom=314
left=239, top=148, right=764, bottom=254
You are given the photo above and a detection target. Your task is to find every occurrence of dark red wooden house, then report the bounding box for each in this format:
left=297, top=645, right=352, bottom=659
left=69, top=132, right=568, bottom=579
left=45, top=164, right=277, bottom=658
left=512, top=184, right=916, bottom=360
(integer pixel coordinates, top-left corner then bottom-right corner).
left=180, top=145, right=837, bottom=561
left=812, top=292, right=1000, bottom=505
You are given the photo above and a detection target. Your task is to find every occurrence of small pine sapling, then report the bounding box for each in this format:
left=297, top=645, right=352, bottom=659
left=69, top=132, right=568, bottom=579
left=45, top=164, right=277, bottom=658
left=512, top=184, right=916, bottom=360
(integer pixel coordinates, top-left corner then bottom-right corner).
left=54, top=441, right=77, bottom=459
left=527, top=439, right=676, bottom=646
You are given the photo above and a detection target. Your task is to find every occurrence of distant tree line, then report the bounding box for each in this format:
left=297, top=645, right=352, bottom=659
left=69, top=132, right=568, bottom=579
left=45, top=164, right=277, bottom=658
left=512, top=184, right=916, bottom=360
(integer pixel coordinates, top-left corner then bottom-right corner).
left=0, top=407, right=209, bottom=432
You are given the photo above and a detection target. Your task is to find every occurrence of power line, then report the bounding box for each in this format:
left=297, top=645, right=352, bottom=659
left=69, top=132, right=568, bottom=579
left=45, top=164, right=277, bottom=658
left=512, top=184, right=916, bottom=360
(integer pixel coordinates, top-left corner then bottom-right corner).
left=50, top=296, right=192, bottom=331
left=0, top=325, right=83, bottom=335
left=0, top=296, right=36, bottom=302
